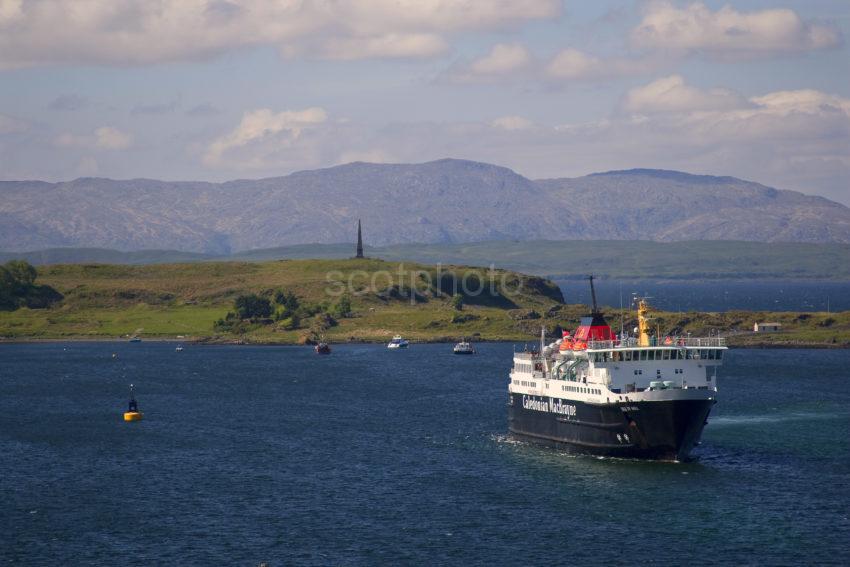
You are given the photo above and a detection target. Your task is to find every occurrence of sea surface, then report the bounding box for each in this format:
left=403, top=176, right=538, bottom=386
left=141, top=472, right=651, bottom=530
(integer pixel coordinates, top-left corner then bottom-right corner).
left=556, top=279, right=850, bottom=312
left=1, top=343, right=849, bottom=566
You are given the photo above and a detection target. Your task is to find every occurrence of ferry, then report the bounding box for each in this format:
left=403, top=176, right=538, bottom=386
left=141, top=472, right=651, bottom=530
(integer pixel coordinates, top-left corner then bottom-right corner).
left=507, top=277, right=726, bottom=461
left=387, top=335, right=409, bottom=349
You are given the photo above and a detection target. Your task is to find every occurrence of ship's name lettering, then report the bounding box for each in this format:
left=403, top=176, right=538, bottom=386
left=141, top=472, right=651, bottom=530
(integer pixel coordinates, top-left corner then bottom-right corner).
left=522, top=395, right=549, bottom=412
left=522, top=396, right=576, bottom=417
left=550, top=399, right=576, bottom=417
left=620, top=406, right=640, bottom=412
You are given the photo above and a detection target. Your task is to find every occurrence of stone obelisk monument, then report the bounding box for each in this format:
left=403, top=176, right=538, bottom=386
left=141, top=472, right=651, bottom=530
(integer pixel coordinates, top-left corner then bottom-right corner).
left=355, top=219, right=364, bottom=259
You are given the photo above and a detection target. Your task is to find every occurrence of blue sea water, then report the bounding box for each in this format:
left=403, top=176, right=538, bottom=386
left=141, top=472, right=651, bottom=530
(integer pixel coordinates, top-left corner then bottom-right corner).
left=1, top=342, right=849, bottom=566
left=556, top=279, right=850, bottom=312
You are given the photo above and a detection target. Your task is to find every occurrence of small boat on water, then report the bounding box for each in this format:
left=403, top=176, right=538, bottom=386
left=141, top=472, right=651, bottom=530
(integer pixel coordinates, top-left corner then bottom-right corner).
left=123, top=384, right=143, bottom=422
left=315, top=342, right=331, bottom=354
left=453, top=339, right=475, bottom=355
left=128, top=337, right=141, bottom=343
left=175, top=345, right=184, bottom=352
left=387, top=335, right=409, bottom=349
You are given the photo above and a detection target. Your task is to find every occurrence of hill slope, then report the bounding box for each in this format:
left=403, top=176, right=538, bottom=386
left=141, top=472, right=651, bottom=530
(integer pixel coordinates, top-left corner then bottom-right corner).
left=0, top=258, right=565, bottom=343
left=2, top=160, right=849, bottom=252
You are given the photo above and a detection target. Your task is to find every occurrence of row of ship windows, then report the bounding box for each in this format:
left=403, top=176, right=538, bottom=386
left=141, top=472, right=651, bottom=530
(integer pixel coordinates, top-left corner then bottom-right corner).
left=515, top=363, right=534, bottom=374
left=633, top=369, right=687, bottom=375
left=514, top=380, right=537, bottom=388
left=592, top=349, right=723, bottom=363
left=561, top=385, right=601, bottom=395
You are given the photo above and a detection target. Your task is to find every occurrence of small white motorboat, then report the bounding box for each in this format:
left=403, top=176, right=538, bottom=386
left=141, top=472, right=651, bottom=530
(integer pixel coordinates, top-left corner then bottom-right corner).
left=387, top=335, right=409, bottom=349
left=453, top=339, right=475, bottom=355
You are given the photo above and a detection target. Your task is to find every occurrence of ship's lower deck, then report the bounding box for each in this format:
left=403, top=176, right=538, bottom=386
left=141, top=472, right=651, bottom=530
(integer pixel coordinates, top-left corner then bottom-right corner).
left=507, top=392, right=715, bottom=461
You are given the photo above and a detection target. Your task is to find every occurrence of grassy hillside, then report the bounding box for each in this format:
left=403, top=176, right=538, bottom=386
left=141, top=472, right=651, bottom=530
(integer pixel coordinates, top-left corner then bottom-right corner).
left=4, top=240, right=850, bottom=280
left=0, top=259, right=566, bottom=343
left=0, top=257, right=848, bottom=347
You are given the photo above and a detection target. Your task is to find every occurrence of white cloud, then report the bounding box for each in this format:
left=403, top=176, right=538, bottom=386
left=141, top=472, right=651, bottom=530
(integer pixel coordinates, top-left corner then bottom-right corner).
left=469, top=43, right=531, bottom=75
left=54, top=126, right=133, bottom=150
left=623, top=75, right=749, bottom=113
left=545, top=48, right=659, bottom=81
left=0, top=0, right=23, bottom=26
left=315, top=33, right=447, bottom=60
left=445, top=42, right=532, bottom=83
left=632, top=1, right=841, bottom=57
left=95, top=126, right=133, bottom=150
left=750, top=90, right=850, bottom=116
left=0, top=0, right=560, bottom=68
left=204, top=107, right=328, bottom=167
left=490, top=115, right=534, bottom=131
left=545, top=48, right=599, bottom=79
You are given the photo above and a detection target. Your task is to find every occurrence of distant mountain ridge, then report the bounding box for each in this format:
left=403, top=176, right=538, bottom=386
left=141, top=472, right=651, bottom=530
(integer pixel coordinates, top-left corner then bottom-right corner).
left=2, top=159, right=849, bottom=253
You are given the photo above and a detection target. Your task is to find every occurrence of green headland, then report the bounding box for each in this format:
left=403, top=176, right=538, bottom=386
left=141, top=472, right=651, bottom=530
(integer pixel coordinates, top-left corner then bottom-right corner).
left=0, top=258, right=848, bottom=348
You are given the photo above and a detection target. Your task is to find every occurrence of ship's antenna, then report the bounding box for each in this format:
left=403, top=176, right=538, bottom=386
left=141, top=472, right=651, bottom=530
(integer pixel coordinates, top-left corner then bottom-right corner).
left=619, top=282, right=624, bottom=339
left=588, top=275, right=599, bottom=314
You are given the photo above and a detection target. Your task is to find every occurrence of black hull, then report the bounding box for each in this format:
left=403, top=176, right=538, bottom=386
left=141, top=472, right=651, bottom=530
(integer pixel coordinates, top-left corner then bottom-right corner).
left=508, top=393, right=714, bottom=461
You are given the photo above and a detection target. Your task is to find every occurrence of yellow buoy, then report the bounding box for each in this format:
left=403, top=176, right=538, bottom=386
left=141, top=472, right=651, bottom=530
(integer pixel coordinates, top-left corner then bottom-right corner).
left=124, top=383, right=143, bottom=422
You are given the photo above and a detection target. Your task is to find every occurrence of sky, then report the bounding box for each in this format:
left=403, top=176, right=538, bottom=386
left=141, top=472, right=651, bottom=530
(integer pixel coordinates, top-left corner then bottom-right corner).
left=0, top=0, right=848, bottom=204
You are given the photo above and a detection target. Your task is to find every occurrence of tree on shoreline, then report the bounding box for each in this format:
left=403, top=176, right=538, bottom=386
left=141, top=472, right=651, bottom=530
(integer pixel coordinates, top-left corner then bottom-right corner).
left=0, top=260, right=63, bottom=311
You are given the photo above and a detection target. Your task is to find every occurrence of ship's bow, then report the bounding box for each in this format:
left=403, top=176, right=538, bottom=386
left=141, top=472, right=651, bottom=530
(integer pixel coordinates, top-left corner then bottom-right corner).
left=622, top=394, right=715, bottom=461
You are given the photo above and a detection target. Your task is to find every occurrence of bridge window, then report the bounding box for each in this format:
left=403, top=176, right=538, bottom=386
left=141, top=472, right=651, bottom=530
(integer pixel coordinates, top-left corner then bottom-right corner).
left=663, top=350, right=671, bottom=360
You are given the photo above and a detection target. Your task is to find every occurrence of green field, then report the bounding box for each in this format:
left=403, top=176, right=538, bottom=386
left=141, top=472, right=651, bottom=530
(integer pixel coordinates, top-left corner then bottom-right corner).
left=1, top=257, right=849, bottom=348
left=0, top=259, right=566, bottom=343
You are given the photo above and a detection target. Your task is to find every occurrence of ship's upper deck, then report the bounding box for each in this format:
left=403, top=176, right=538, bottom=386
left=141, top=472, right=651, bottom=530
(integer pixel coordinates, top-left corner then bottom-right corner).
left=586, top=336, right=726, bottom=351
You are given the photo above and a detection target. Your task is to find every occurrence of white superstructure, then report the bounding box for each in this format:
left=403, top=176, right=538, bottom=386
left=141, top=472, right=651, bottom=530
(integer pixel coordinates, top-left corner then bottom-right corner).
left=509, top=336, right=726, bottom=405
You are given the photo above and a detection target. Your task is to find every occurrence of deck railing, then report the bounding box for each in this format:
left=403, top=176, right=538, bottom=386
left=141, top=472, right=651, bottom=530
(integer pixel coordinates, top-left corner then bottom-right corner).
left=586, top=337, right=726, bottom=350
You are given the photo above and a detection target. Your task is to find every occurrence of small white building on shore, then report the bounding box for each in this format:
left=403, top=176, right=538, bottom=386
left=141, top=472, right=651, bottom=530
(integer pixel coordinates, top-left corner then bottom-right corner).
left=754, top=322, right=782, bottom=333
